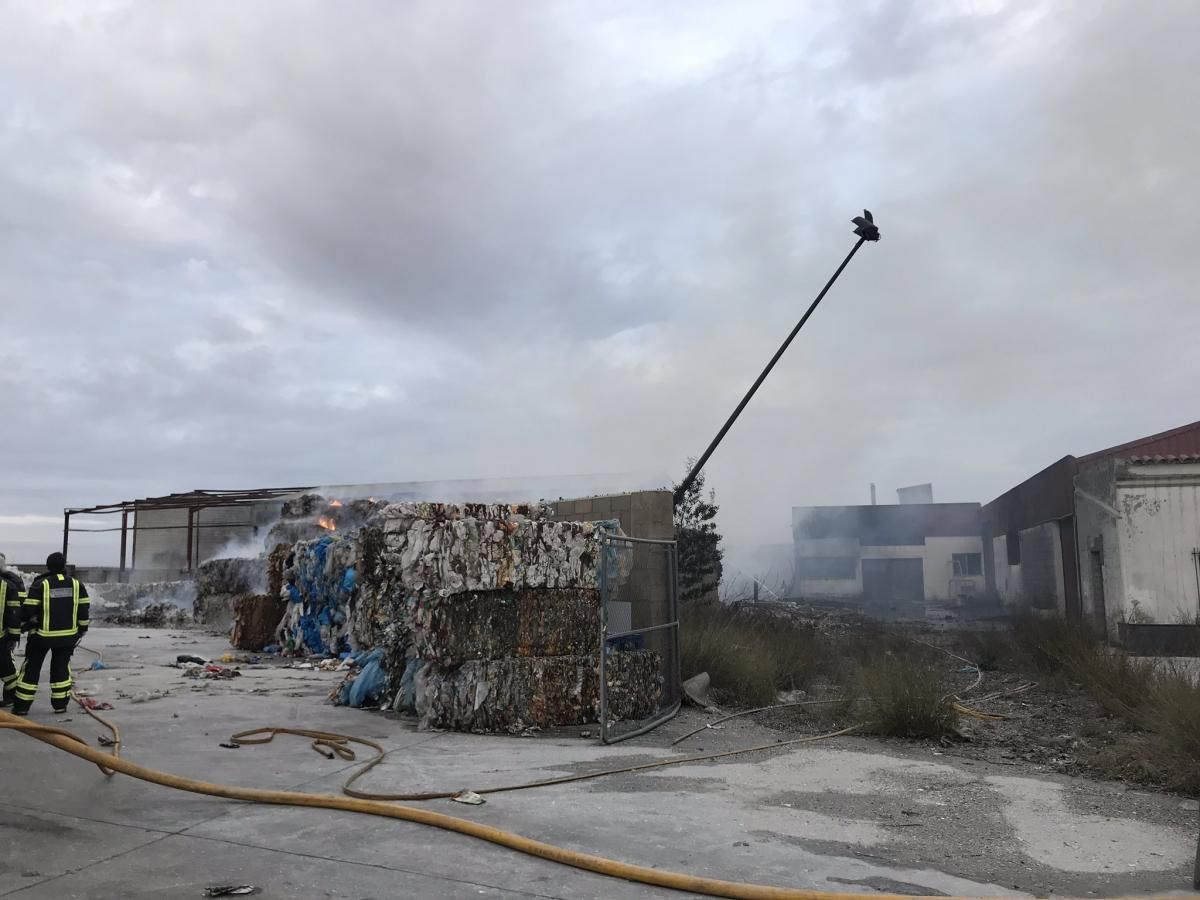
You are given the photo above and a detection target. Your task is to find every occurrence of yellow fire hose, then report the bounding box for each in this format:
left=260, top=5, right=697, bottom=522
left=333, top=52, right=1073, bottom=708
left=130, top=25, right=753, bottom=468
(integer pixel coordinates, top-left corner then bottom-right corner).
left=230, top=723, right=864, bottom=802
left=1, top=708, right=1184, bottom=899
left=0, top=708, right=931, bottom=900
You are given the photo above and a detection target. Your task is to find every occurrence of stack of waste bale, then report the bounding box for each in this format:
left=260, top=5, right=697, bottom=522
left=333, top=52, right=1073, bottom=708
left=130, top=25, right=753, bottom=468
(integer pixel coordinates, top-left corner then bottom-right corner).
left=350, top=502, right=662, bottom=733
left=88, top=580, right=196, bottom=626
left=228, top=544, right=293, bottom=650
left=276, top=533, right=359, bottom=657
left=193, top=558, right=265, bottom=629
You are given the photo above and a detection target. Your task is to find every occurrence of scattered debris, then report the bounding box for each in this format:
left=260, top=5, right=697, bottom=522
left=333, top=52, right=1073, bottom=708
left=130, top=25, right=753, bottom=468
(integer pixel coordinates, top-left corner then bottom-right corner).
left=218, top=742, right=241, bottom=750
left=176, top=654, right=207, bottom=665
left=98, top=735, right=118, bottom=747
left=450, top=790, right=486, bottom=806
left=78, top=698, right=114, bottom=711
left=182, top=664, right=241, bottom=680
left=204, top=886, right=259, bottom=897
left=682, top=672, right=713, bottom=708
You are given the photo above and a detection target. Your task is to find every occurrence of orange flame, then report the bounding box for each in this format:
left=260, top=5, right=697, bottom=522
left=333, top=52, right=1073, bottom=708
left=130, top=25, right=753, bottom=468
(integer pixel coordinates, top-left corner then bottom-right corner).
left=316, top=516, right=337, bottom=531
left=329, top=499, right=343, bottom=507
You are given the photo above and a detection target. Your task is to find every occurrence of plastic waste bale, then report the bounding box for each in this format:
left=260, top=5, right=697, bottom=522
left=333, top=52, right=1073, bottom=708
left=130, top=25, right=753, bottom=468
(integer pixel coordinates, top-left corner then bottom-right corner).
left=231, top=593, right=287, bottom=651
left=194, top=558, right=266, bottom=627
left=280, top=534, right=357, bottom=656
left=410, top=651, right=662, bottom=733
left=410, top=587, right=601, bottom=664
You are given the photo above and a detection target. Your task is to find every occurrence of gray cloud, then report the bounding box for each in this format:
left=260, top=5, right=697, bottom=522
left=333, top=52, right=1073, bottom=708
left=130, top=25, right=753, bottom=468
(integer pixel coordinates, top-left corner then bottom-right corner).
left=1, top=0, right=1197, bottom=566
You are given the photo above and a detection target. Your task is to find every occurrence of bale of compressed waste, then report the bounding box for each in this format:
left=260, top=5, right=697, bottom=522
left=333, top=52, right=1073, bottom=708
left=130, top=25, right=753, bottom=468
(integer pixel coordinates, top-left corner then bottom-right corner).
left=410, top=650, right=662, bottom=733
left=267, top=542, right=292, bottom=604
left=351, top=503, right=611, bottom=649
left=193, top=557, right=265, bottom=628
left=412, top=587, right=601, bottom=664
left=278, top=534, right=358, bottom=656
left=231, top=593, right=288, bottom=651
left=104, top=601, right=193, bottom=628
left=376, top=502, right=601, bottom=595
left=195, top=557, right=264, bottom=596
left=88, top=581, right=195, bottom=624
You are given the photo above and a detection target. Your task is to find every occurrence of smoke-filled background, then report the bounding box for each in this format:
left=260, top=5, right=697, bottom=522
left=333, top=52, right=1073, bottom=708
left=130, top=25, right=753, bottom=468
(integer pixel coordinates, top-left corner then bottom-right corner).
left=1, top=1, right=1197, bottom=569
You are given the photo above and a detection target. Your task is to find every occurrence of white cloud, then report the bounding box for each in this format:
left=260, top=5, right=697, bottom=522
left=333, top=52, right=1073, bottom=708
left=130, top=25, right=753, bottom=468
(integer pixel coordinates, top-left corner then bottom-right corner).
left=0, top=0, right=1197, bottom=565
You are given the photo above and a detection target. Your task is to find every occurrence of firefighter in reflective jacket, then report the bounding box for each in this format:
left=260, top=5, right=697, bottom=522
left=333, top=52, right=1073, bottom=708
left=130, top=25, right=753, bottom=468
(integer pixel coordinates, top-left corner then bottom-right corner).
left=14, top=552, right=89, bottom=716
left=0, top=553, right=25, bottom=706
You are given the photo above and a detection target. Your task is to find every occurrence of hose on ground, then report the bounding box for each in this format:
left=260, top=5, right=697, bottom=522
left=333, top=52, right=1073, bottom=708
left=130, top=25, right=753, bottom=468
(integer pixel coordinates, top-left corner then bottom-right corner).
left=0, top=709, right=933, bottom=900
left=230, top=723, right=864, bottom=802
left=671, top=700, right=849, bottom=746
left=70, top=690, right=120, bottom=773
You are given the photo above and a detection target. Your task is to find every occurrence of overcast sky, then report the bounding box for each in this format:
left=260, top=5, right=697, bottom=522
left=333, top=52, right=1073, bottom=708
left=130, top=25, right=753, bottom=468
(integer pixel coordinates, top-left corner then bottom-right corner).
left=1, top=0, right=1197, bottom=568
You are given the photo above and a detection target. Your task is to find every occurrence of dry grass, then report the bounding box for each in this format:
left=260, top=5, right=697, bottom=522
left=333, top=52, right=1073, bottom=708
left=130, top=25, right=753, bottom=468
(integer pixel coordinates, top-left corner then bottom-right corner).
left=679, top=603, right=827, bottom=707
left=1009, top=613, right=1200, bottom=793
left=682, top=604, right=1200, bottom=791
left=860, top=655, right=960, bottom=739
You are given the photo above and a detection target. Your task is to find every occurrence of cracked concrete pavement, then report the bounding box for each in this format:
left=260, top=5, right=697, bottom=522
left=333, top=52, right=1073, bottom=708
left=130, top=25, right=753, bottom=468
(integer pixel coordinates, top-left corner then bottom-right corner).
left=0, top=627, right=1193, bottom=898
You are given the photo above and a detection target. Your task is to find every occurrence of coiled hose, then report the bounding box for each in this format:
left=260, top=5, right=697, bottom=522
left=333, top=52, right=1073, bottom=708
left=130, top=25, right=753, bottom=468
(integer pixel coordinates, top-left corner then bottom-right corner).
left=0, top=709, right=925, bottom=900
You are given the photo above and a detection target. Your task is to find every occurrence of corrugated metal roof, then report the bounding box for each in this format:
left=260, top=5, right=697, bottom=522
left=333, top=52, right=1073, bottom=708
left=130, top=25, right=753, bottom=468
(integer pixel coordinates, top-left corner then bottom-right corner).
left=1078, top=420, right=1200, bottom=463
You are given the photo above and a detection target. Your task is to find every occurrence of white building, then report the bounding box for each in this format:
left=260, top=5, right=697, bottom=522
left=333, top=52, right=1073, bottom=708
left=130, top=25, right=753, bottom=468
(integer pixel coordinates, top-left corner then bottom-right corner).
left=791, top=502, right=985, bottom=614
left=983, top=420, right=1200, bottom=642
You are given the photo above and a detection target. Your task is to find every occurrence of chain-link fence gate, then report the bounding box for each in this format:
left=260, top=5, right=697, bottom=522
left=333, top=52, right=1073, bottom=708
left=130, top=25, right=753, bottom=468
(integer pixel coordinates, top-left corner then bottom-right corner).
left=598, top=533, right=680, bottom=743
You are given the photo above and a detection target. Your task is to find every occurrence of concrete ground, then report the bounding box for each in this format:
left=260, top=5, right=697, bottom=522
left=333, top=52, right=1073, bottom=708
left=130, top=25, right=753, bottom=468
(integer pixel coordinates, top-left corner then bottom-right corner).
left=0, top=627, right=1195, bottom=899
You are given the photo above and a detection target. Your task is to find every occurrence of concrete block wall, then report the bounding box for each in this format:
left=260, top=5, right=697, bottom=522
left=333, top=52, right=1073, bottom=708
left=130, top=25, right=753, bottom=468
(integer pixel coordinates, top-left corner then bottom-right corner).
left=549, top=490, right=674, bottom=633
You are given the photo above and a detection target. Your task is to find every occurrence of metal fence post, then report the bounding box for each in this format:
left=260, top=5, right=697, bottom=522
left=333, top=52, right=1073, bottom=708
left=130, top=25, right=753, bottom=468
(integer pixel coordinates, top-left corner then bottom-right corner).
left=599, top=532, right=610, bottom=743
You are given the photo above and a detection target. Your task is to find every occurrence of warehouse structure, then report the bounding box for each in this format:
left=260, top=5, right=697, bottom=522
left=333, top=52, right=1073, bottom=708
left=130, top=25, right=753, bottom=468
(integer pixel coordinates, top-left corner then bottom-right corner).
left=983, top=420, right=1200, bottom=638
left=61, top=474, right=666, bottom=581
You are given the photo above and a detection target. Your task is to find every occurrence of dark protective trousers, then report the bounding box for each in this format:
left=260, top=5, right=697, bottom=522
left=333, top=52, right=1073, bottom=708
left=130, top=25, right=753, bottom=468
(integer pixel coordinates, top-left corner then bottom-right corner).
left=0, top=636, right=16, bottom=703
left=13, top=634, right=75, bottom=713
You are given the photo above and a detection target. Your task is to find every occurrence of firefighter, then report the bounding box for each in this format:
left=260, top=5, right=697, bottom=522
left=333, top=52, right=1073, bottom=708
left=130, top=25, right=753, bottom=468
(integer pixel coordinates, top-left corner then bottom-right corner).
left=13, top=552, right=89, bottom=716
left=0, top=553, right=25, bottom=706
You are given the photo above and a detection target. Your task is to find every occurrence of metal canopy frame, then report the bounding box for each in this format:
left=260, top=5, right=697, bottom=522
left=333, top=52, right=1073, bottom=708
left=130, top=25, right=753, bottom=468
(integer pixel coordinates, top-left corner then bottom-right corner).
left=63, top=487, right=315, bottom=577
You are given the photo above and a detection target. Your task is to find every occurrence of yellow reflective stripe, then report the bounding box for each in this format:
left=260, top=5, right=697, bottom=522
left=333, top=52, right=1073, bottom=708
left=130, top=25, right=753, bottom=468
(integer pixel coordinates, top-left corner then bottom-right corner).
left=50, top=690, right=70, bottom=699
left=1, top=673, right=17, bottom=687
left=37, top=628, right=78, bottom=637
left=15, top=679, right=36, bottom=692
left=72, top=578, right=80, bottom=628
left=50, top=679, right=72, bottom=689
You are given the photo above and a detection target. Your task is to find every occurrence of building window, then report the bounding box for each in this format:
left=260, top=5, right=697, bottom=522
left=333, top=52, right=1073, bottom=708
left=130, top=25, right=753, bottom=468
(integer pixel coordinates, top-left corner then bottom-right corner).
left=1006, top=531, right=1021, bottom=565
left=953, top=553, right=982, bottom=577
left=796, top=556, right=858, bottom=580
